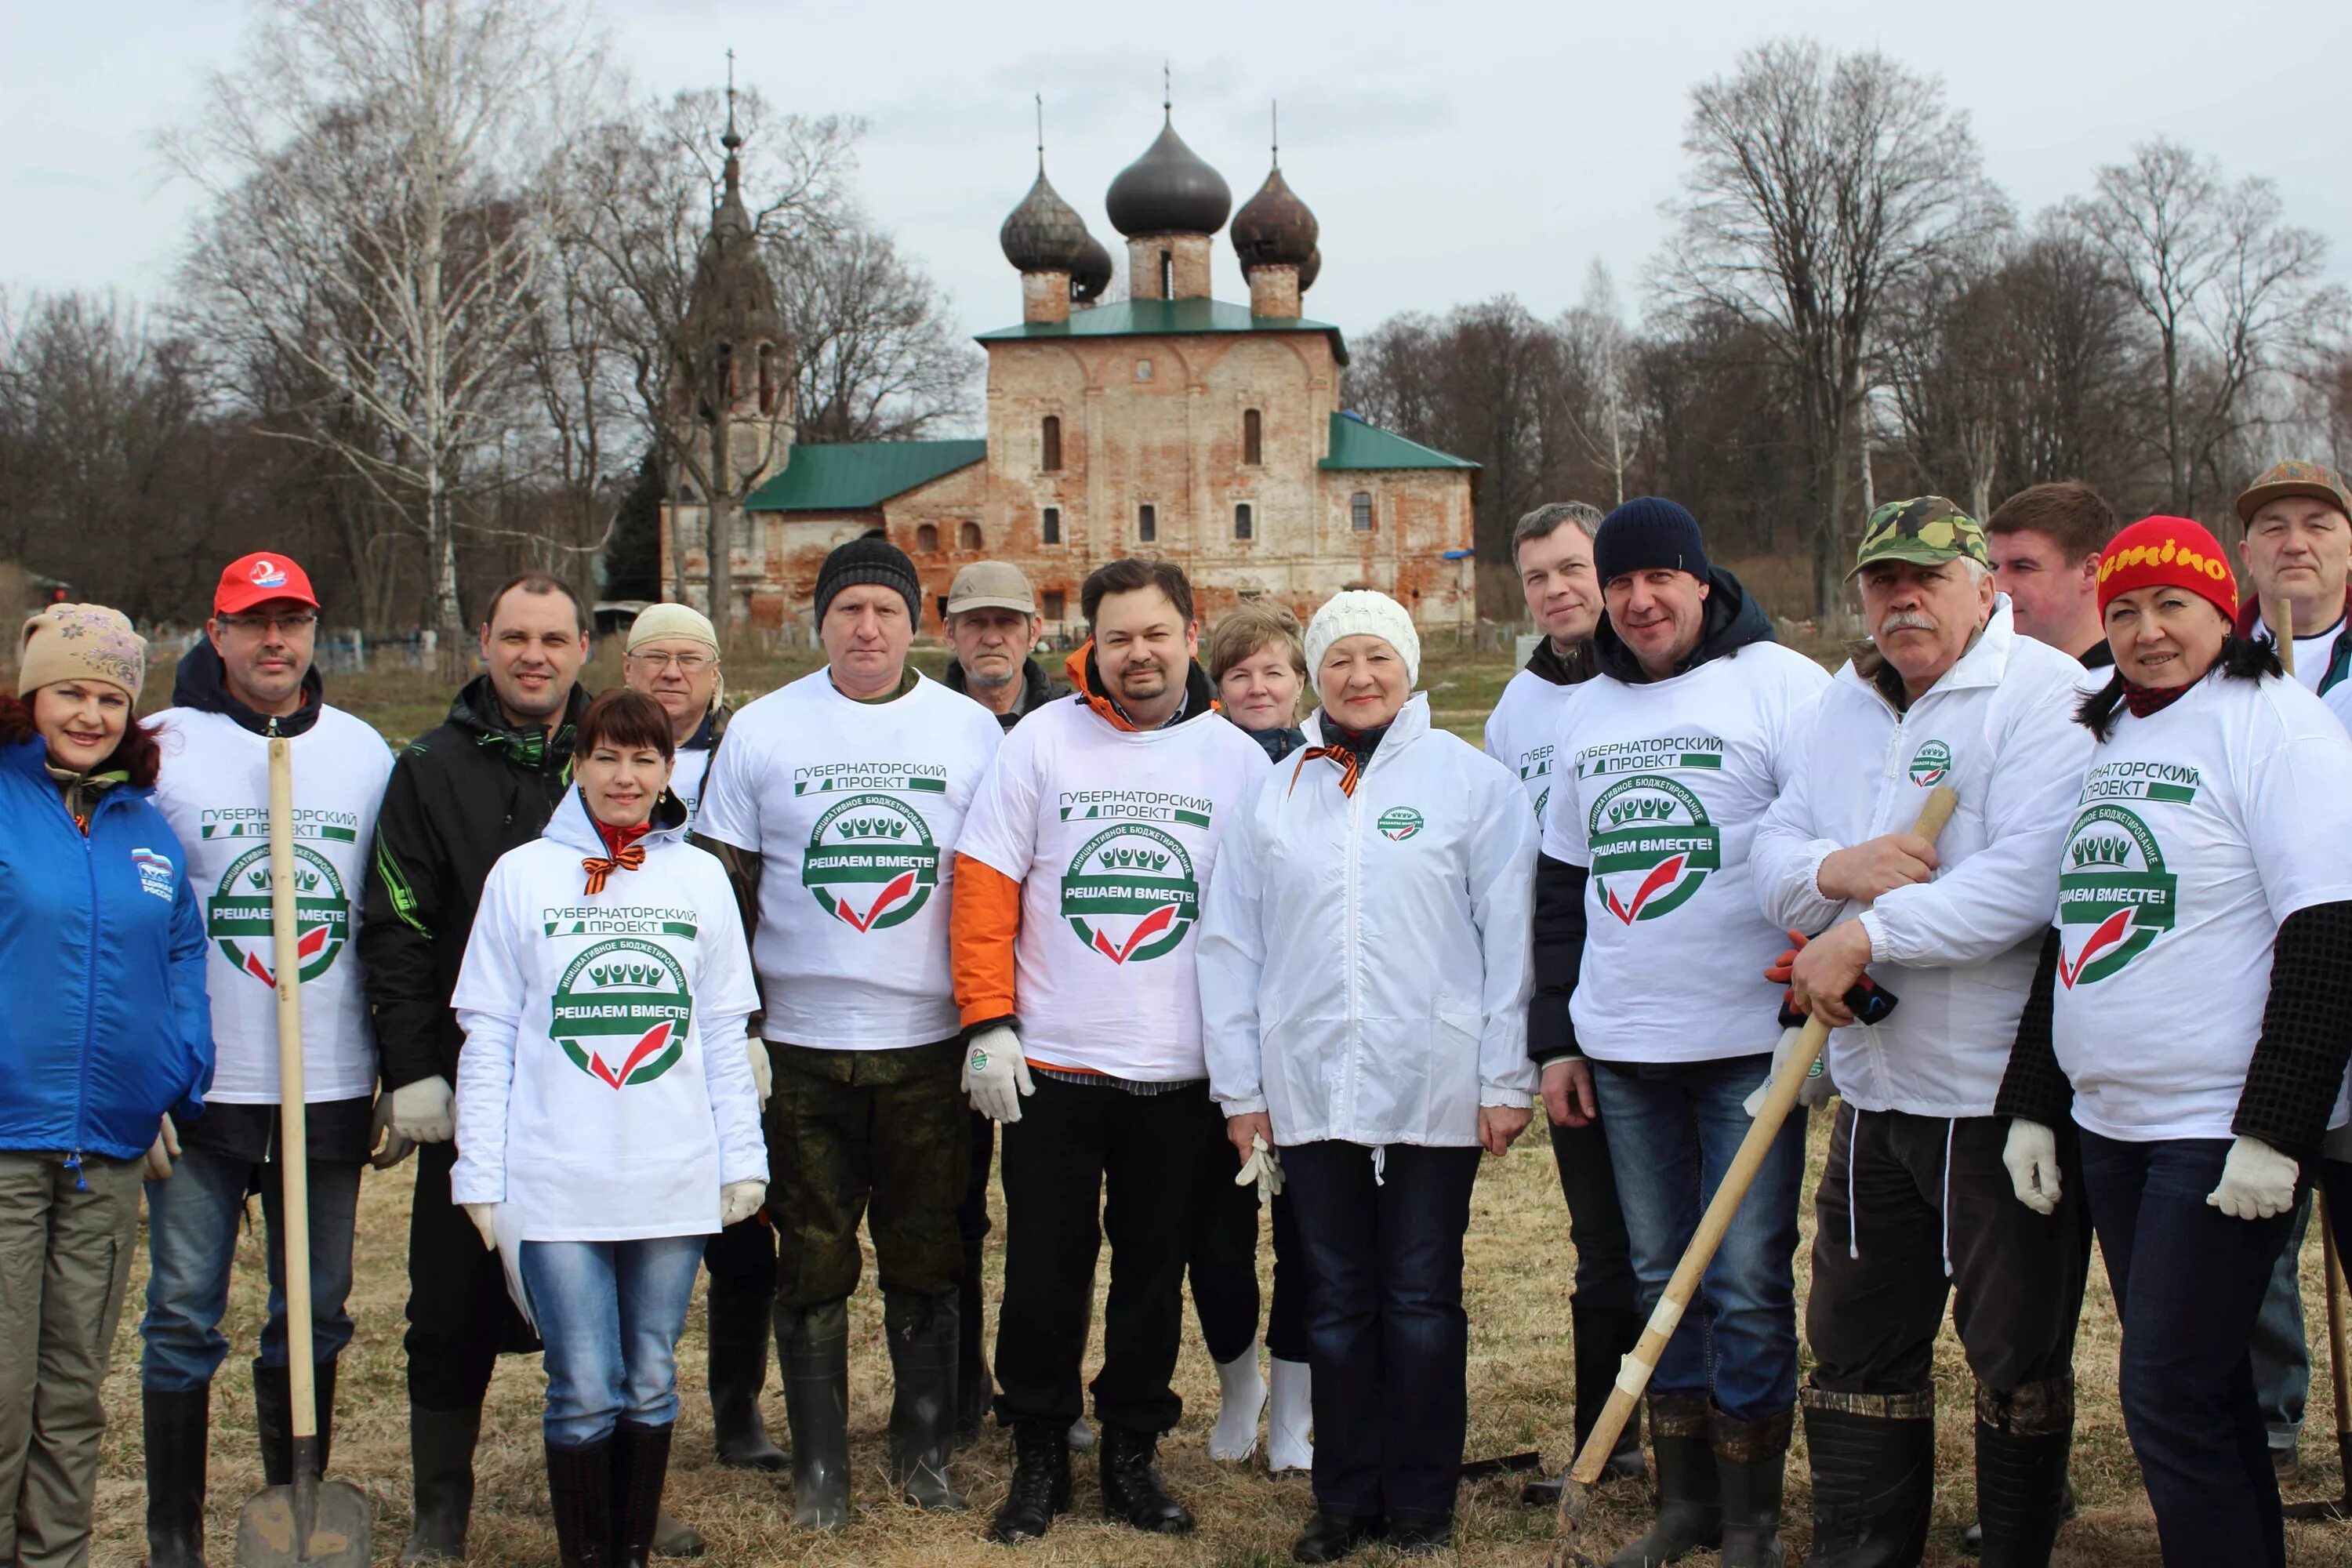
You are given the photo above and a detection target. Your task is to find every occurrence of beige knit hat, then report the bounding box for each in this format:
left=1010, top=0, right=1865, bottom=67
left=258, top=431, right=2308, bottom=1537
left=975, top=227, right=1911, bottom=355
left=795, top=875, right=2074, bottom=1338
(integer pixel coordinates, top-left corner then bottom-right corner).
left=18, top=604, right=146, bottom=701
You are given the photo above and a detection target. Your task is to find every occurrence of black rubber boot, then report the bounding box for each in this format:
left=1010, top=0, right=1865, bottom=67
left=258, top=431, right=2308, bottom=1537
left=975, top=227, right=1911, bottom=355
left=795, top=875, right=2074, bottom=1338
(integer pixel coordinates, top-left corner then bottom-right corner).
left=546, top=1437, right=614, bottom=1568
left=253, top=1360, right=336, bottom=1486
left=776, top=1298, right=851, bottom=1530
left=1607, top=1393, right=1720, bottom=1566
left=143, top=1385, right=210, bottom=1568
left=1801, top=1391, right=1935, bottom=1567
left=401, top=1404, right=482, bottom=1564
left=1961, top=1479, right=2075, bottom=1555
left=1291, top=1511, right=1386, bottom=1563
left=706, top=1270, right=786, bottom=1472
left=883, top=1290, right=967, bottom=1510
left=1098, top=1425, right=1194, bottom=1534
left=609, top=1421, right=673, bottom=1568
left=1712, top=1406, right=1791, bottom=1568
left=1973, top=1374, right=2074, bottom=1568
left=989, top=1421, right=1071, bottom=1544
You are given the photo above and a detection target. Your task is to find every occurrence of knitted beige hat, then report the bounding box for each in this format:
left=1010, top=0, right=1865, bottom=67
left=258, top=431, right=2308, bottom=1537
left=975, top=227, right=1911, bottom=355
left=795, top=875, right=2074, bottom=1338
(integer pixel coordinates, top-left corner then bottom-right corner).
left=625, top=602, right=724, bottom=712
left=18, top=604, right=146, bottom=701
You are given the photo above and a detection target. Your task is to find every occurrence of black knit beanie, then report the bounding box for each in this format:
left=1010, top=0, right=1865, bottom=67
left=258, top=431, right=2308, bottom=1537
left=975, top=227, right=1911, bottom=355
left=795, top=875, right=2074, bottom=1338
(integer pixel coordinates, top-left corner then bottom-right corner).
left=814, top=535, right=922, bottom=626
left=1594, top=497, right=1710, bottom=585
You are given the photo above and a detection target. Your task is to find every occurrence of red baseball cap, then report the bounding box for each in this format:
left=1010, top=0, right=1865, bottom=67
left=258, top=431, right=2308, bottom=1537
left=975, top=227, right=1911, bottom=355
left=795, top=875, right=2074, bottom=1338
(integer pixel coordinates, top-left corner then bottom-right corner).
left=215, top=552, right=320, bottom=615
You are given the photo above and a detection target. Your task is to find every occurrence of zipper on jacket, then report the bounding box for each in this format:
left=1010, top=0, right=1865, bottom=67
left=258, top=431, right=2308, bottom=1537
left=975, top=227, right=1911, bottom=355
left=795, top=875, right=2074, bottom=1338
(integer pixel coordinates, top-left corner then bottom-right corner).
left=70, top=793, right=100, bottom=1191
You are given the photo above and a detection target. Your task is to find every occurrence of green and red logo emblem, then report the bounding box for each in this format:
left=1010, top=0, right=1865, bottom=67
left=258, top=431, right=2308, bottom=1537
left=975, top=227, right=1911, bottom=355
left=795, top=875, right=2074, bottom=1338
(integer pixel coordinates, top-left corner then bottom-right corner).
left=1060, top=824, right=1200, bottom=964
left=2055, top=804, right=2178, bottom=988
left=800, top=793, right=939, bottom=933
left=1908, top=740, right=1954, bottom=787
left=550, top=938, right=694, bottom=1089
left=1588, top=775, right=1722, bottom=925
left=207, top=845, right=350, bottom=987
left=1377, top=807, right=1425, bottom=841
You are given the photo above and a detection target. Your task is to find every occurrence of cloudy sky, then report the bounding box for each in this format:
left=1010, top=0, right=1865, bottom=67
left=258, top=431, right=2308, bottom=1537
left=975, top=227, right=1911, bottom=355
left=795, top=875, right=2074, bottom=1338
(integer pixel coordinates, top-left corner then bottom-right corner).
left=6, top=0, right=2348, bottom=351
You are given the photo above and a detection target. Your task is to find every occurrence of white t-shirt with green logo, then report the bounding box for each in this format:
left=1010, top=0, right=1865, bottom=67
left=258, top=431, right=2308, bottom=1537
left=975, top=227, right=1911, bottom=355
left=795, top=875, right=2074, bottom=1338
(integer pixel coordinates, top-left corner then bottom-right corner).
left=673, top=742, right=715, bottom=827
left=695, top=670, right=1004, bottom=1051
left=2249, top=612, right=2342, bottom=695
left=1485, top=666, right=1576, bottom=828
left=2054, top=671, right=2352, bottom=1143
left=956, top=697, right=1271, bottom=1081
left=150, top=705, right=394, bottom=1105
left=1541, top=643, right=1831, bottom=1064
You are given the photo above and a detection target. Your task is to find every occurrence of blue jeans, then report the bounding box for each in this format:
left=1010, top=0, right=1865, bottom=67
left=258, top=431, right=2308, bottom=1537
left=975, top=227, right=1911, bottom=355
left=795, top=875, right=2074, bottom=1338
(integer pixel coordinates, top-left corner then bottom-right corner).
left=2079, top=1131, right=2296, bottom=1568
left=2249, top=1190, right=2311, bottom=1454
left=140, top=1147, right=361, bottom=1391
left=1591, top=1055, right=1806, bottom=1423
left=521, top=1236, right=705, bottom=1449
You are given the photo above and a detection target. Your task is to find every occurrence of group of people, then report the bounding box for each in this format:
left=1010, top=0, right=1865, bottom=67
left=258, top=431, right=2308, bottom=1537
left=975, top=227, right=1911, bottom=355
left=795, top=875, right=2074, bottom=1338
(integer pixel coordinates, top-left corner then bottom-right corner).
left=2, top=456, right=2350, bottom=1568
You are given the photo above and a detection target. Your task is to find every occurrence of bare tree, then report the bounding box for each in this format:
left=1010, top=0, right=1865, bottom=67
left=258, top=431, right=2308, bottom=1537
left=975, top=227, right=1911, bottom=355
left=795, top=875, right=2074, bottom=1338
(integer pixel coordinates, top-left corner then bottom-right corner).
left=776, top=224, right=979, bottom=443
left=1561, top=261, right=1635, bottom=506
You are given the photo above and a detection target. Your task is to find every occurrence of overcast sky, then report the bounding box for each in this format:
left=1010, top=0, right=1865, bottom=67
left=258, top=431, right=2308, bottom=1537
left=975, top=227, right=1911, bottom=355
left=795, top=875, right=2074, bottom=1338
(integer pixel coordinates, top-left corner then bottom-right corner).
left=7, top=0, right=2348, bottom=354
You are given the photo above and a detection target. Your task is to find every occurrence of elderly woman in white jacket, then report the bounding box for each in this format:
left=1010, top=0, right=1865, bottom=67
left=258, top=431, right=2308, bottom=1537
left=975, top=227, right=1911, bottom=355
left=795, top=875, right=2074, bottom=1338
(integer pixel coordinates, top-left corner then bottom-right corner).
left=1199, top=590, right=1537, bottom=1563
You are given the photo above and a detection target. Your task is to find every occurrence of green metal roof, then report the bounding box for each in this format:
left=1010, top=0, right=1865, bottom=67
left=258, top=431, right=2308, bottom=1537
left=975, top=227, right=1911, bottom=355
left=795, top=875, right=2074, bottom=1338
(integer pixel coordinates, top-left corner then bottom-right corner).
left=975, top=298, right=1348, bottom=367
left=1319, top=413, right=1479, bottom=471
left=743, top=440, right=987, bottom=513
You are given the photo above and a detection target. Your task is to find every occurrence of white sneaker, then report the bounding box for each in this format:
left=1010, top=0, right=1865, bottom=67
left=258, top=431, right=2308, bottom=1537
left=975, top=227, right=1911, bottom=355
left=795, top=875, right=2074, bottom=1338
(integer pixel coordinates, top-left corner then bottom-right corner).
left=1268, top=1356, right=1313, bottom=1474
left=1207, top=1346, right=1269, bottom=1462
left=1067, top=1414, right=1096, bottom=1454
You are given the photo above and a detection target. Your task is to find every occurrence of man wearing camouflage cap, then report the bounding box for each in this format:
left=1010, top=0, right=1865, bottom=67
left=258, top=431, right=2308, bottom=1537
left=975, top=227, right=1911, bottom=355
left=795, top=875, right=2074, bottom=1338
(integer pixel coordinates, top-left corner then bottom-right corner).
left=1752, top=498, right=2100, bottom=1566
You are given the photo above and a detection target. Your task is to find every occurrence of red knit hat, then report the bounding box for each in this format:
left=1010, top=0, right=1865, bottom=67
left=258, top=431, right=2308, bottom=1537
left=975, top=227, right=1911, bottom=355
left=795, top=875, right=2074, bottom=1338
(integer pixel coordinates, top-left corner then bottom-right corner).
left=2096, top=515, right=2238, bottom=625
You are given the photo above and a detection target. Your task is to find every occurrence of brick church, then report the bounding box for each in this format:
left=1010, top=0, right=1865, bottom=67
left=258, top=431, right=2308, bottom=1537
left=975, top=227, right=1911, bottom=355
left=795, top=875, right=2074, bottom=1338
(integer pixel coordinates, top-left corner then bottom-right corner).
left=659, top=102, right=1479, bottom=640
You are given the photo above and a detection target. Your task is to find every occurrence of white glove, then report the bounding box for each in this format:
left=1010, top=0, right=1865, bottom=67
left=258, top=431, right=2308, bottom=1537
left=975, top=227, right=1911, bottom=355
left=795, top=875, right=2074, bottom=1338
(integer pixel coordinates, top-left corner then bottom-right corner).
left=963, top=1025, right=1033, bottom=1123
left=369, top=1091, right=416, bottom=1171
left=746, top=1037, right=773, bottom=1107
left=463, top=1202, right=499, bottom=1251
left=1234, top=1134, right=1284, bottom=1203
left=2207, top=1135, right=2300, bottom=1221
left=721, top=1179, right=766, bottom=1228
left=1742, top=1025, right=1835, bottom=1118
left=143, top=1114, right=180, bottom=1181
left=390, top=1076, right=456, bottom=1144
left=2002, top=1119, right=2063, bottom=1215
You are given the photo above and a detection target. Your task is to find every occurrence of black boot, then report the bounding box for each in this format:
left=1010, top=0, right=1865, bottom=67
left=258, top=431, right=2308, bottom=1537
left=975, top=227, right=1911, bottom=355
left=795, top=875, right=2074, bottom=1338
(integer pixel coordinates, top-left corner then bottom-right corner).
left=1528, top=1304, right=1647, bottom=1505
left=546, top=1438, right=613, bottom=1568
left=706, top=1271, right=786, bottom=1472
left=254, top=1360, right=335, bottom=1486
left=609, top=1421, right=672, bottom=1568
left=989, top=1421, right=1072, bottom=1544
left=776, top=1298, right=851, bottom=1530
left=1607, top=1393, right=1720, bottom=1566
left=1098, top=1425, right=1193, bottom=1535
left=143, top=1385, right=210, bottom=1568
left=1973, top=1374, right=2073, bottom=1568
left=1713, top=1406, right=1791, bottom=1568
left=956, top=1208, right=993, bottom=1452
left=882, top=1290, right=966, bottom=1510
left=1801, top=1390, right=1936, bottom=1568
left=401, top=1404, right=482, bottom=1564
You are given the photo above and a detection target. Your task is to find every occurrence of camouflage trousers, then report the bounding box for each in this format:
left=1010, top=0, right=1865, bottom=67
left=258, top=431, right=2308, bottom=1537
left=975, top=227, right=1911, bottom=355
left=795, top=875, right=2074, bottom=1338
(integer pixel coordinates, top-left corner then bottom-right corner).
left=765, top=1037, right=969, bottom=1311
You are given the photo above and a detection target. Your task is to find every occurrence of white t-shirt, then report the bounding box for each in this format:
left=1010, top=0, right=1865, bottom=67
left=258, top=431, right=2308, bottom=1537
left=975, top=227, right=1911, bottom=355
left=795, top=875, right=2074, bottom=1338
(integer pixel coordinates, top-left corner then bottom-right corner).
left=1542, top=642, right=1831, bottom=1064
left=1484, top=664, right=1579, bottom=829
left=673, top=741, right=716, bottom=827
left=2249, top=612, right=2343, bottom=695
left=2054, top=671, right=2352, bottom=1142
left=956, top=695, right=1270, bottom=1080
left=150, top=705, right=394, bottom=1104
left=695, top=670, right=1004, bottom=1051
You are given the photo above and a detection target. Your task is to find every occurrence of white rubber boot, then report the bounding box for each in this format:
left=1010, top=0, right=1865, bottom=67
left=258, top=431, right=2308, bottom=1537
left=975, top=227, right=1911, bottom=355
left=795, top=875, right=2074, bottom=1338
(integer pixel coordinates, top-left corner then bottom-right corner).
left=1267, top=1357, right=1313, bottom=1474
left=1207, top=1345, right=1269, bottom=1462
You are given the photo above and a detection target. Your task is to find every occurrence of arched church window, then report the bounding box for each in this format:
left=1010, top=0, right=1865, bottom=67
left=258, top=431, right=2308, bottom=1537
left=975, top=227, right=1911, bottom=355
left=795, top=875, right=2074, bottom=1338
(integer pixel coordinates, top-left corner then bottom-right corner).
left=959, top=521, right=982, bottom=550
left=1352, top=492, right=1374, bottom=532
left=1041, top=416, right=1062, bottom=472
left=916, top=523, right=939, bottom=552
left=1243, top=409, right=1262, bottom=466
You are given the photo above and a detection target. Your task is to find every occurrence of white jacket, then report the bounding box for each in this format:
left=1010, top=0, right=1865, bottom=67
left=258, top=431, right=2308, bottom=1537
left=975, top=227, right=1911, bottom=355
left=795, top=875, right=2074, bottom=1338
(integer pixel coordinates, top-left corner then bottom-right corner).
left=452, top=789, right=764, bottom=1241
left=1751, top=602, right=2098, bottom=1117
left=1198, top=695, right=1539, bottom=1149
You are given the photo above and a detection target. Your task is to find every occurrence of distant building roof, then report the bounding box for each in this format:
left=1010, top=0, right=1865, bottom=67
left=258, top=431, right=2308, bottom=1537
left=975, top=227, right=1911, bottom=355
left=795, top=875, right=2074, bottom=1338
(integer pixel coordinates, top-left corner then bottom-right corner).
left=976, top=298, right=1349, bottom=367
left=744, top=440, right=988, bottom=513
left=1319, top=412, right=1479, bottom=471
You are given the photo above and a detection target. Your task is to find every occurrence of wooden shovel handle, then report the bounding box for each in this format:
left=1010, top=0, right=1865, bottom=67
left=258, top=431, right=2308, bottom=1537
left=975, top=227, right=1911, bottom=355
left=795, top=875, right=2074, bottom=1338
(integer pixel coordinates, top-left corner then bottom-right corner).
left=268, top=739, right=320, bottom=1451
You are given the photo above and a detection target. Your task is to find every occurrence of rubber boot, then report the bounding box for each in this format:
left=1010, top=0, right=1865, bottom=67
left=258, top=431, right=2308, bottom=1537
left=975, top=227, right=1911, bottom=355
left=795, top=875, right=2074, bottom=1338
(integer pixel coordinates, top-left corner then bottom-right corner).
left=1713, top=1406, right=1791, bottom=1568
left=546, top=1437, right=613, bottom=1568
left=1801, top=1389, right=1935, bottom=1567
left=1973, top=1374, right=2074, bottom=1568
left=648, top=1511, right=702, bottom=1559
left=1267, top=1356, right=1314, bottom=1475
left=706, top=1270, right=786, bottom=1472
left=254, top=1360, right=337, bottom=1486
left=1530, top=1303, right=1646, bottom=1504
left=776, top=1298, right=851, bottom=1530
left=609, top=1421, right=673, bottom=1568
left=401, top=1404, right=482, bottom=1564
left=882, top=1290, right=967, bottom=1510
left=143, top=1385, right=210, bottom=1568
left=1098, top=1424, right=1194, bottom=1534
left=1608, top=1393, right=1720, bottom=1567
left=989, top=1421, right=1071, bottom=1544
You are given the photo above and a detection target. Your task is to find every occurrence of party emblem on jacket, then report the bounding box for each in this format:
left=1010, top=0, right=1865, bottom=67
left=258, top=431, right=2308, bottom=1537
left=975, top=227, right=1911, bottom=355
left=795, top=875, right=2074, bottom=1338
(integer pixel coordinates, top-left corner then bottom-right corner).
left=800, top=793, right=939, bottom=933
left=2055, top=804, right=2178, bottom=988
left=207, top=845, right=350, bottom=986
left=1588, top=775, right=1722, bottom=924
left=132, top=848, right=176, bottom=902
left=550, top=938, right=694, bottom=1088
left=1061, top=824, right=1200, bottom=964
left=1908, top=740, right=1953, bottom=787
left=1377, top=807, right=1425, bottom=841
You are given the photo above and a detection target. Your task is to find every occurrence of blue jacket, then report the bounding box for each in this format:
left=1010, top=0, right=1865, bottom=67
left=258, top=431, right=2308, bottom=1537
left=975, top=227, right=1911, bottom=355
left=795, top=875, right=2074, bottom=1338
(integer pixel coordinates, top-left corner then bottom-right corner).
left=0, top=736, right=212, bottom=1161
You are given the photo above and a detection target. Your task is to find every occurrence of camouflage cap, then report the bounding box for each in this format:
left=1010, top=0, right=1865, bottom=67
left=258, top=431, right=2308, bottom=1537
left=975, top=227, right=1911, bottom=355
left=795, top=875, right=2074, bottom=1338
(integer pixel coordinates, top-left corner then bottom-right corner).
left=2235, top=459, right=2352, bottom=526
left=1850, top=495, right=1991, bottom=578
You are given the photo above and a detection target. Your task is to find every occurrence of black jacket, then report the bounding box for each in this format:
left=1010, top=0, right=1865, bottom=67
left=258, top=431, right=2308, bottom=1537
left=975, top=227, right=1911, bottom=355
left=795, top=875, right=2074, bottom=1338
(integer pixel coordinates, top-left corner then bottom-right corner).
left=171, top=641, right=325, bottom=738
left=1589, top=565, right=1774, bottom=684
left=942, top=655, right=1071, bottom=731
left=360, top=676, right=588, bottom=1090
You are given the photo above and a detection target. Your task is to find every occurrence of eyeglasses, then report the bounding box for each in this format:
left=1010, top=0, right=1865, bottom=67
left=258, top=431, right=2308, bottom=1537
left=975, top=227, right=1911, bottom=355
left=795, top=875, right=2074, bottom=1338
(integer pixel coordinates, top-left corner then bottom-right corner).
left=217, top=610, right=318, bottom=633
left=626, top=650, right=712, bottom=673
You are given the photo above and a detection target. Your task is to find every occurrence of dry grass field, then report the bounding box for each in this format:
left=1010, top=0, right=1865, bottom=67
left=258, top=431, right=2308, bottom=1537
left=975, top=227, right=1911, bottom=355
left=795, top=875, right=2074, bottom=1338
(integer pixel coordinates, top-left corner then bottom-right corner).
left=85, top=638, right=2352, bottom=1566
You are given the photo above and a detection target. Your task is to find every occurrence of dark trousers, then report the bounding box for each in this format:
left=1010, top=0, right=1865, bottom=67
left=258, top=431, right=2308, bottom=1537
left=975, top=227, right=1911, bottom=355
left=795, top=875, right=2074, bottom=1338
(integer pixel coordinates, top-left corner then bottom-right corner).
left=405, top=1141, right=538, bottom=1411
left=1188, top=1111, right=1308, bottom=1364
left=702, top=1210, right=775, bottom=1323
left=2080, top=1131, right=2297, bottom=1568
left=955, top=1109, right=995, bottom=1406
left=1549, top=1116, right=1637, bottom=1317
left=994, top=1076, right=1214, bottom=1434
left=1283, top=1140, right=1482, bottom=1528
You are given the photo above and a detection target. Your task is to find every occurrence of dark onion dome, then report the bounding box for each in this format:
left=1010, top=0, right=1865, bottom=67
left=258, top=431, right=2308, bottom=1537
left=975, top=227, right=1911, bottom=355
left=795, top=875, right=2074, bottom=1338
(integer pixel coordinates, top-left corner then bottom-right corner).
left=1072, top=234, right=1113, bottom=303
left=1299, top=246, right=1321, bottom=293
left=1105, top=114, right=1232, bottom=237
left=1232, top=165, right=1318, bottom=271
left=1000, top=169, right=1093, bottom=273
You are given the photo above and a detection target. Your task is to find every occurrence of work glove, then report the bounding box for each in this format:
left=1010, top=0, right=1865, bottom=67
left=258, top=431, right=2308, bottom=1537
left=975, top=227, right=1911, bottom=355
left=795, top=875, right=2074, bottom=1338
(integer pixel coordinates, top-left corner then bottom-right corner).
left=1742, top=1025, right=1835, bottom=1118
left=721, top=1179, right=766, bottom=1227
left=143, top=1114, right=180, bottom=1181
left=746, top=1036, right=773, bottom=1107
left=2002, top=1119, right=2063, bottom=1214
left=390, top=1075, right=456, bottom=1144
left=1234, top=1134, right=1284, bottom=1203
left=964, top=1025, right=1033, bottom=1123
left=463, top=1202, right=499, bottom=1252
left=369, top=1091, right=416, bottom=1171
left=2207, top=1135, right=2300, bottom=1221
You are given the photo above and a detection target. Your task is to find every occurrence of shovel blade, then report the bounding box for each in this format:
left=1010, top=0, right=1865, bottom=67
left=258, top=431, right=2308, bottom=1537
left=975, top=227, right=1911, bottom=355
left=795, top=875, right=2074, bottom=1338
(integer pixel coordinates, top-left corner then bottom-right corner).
left=235, top=1479, right=371, bottom=1568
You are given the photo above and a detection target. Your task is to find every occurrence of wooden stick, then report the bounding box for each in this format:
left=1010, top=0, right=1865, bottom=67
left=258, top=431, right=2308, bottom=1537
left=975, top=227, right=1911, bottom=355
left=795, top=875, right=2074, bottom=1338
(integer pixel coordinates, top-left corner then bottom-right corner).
left=267, top=739, right=318, bottom=1451
left=2280, top=599, right=2297, bottom=680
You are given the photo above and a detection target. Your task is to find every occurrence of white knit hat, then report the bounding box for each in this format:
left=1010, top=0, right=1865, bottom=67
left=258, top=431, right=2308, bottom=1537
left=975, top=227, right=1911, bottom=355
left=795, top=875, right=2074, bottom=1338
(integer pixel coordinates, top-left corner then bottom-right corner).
left=1302, top=590, right=1421, bottom=697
